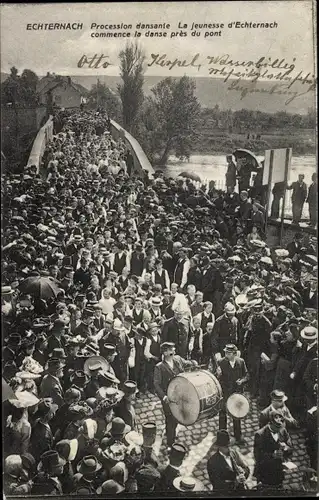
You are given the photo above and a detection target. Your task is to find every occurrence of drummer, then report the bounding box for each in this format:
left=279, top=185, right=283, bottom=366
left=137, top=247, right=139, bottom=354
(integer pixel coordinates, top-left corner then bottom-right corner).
left=216, top=344, right=249, bottom=445
left=153, top=342, right=197, bottom=448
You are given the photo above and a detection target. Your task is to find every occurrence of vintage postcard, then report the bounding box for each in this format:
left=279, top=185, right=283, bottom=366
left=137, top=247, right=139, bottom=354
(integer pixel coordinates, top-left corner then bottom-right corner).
left=1, top=1, right=317, bottom=498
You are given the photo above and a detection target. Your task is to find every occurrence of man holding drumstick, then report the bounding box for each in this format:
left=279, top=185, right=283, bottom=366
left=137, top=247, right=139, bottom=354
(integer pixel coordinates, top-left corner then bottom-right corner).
left=216, top=344, right=249, bottom=445
left=154, top=342, right=197, bottom=448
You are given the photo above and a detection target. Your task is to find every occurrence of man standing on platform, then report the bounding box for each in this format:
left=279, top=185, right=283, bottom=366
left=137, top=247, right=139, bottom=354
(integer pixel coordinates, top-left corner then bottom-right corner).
left=287, top=174, right=307, bottom=225
left=154, top=342, right=197, bottom=448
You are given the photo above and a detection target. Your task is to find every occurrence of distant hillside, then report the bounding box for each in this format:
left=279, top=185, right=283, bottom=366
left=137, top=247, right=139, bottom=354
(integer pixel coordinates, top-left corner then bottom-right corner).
left=70, top=75, right=315, bottom=115
left=1, top=71, right=314, bottom=114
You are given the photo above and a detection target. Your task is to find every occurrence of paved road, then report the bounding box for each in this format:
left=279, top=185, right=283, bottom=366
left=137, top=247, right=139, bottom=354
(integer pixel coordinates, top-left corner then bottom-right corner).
left=134, top=391, right=310, bottom=492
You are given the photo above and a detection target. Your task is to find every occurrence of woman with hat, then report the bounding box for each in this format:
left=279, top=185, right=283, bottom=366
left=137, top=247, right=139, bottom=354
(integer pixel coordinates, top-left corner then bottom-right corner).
left=207, top=429, right=250, bottom=492
left=4, top=403, right=32, bottom=457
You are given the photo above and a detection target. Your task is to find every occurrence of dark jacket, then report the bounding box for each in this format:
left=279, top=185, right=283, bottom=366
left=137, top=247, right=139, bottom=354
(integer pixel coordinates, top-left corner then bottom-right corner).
left=217, top=356, right=249, bottom=397
left=115, top=398, right=136, bottom=429
left=153, top=355, right=194, bottom=401
left=161, top=317, right=191, bottom=358
left=212, top=314, right=239, bottom=353
left=39, top=373, right=64, bottom=407
left=207, top=449, right=250, bottom=492
left=254, top=425, right=292, bottom=485
left=30, top=420, right=54, bottom=461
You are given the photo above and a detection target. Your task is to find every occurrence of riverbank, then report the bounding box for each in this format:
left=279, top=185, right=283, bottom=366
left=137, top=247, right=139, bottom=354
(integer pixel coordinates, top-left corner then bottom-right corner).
left=192, top=129, right=316, bottom=156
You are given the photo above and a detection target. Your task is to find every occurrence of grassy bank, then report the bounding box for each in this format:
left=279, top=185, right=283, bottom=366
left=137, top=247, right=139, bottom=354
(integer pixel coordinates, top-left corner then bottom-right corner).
left=192, top=125, right=316, bottom=156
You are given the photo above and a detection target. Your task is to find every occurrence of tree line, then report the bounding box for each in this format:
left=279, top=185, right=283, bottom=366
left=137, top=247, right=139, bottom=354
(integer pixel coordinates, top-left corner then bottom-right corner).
left=1, top=45, right=316, bottom=165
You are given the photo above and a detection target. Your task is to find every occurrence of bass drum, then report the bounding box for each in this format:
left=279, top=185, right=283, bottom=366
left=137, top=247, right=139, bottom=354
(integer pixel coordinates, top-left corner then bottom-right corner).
left=167, top=370, right=223, bottom=426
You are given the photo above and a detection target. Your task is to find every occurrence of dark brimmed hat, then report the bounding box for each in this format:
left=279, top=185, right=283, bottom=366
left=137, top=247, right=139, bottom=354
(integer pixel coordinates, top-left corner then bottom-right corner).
left=96, top=480, right=125, bottom=495
left=106, top=417, right=131, bottom=437
left=123, top=380, right=138, bottom=395
left=38, top=450, right=66, bottom=472
left=69, top=370, right=89, bottom=387
left=47, top=358, right=65, bottom=372
left=270, top=390, right=288, bottom=402
left=169, top=442, right=187, bottom=466
left=213, top=430, right=230, bottom=447
left=36, top=400, right=58, bottom=419
left=76, top=455, right=102, bottom=475
left=135, top=464, right=161, bottom=491
left=48, top=348, right=67, bottom=360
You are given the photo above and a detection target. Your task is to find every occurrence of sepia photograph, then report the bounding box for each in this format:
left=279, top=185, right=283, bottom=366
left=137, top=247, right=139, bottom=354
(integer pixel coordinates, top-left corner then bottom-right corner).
left=1, top=1, right=317, bottom=497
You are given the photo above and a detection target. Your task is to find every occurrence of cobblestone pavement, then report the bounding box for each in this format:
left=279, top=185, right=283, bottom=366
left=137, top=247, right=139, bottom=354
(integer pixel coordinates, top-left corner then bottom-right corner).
left=134, top=391, right=310, bottom=493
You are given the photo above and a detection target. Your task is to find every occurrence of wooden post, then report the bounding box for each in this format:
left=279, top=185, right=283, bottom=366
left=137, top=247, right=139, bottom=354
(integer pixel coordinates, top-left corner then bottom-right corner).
left=264, top=149, right=274, bottom=231
left=279, top=148, right=292, bottom=246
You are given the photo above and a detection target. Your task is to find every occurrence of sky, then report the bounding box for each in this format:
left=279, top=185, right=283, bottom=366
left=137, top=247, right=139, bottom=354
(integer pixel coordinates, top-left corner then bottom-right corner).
left=1, top=1, right=316, bottom=79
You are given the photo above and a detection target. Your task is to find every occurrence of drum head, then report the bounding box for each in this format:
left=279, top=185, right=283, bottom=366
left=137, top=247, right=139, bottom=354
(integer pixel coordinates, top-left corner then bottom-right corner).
left=167, top=375, right=200, bottom=426
left=226, top=393, right=249, bottom=419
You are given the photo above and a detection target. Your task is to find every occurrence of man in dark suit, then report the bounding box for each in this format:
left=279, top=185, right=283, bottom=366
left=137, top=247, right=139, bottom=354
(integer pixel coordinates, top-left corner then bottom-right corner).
left=158, top=443, right=187, bottom=490
left=39, top=358, right=65, bottom=407
left=307, top=172, right=317, bottom=226
left=290, top=326, right=317, bottom=419
left=201, top=256, right=224, bottom=306
left=301, top=278, right=317, bottom=309
left=30, top=400, right=58, bottom=462
left=216, top=344, right=249, bottom=443
left=259, top=390, right=297, bottom=429
left=254, top=409, right=293, bottom=488
left=153, top=342, right=197, bottom=447
left=161, top=310, right=191, bottom=358
left=207, top=430, right=250, bottom=492
left=286, top=232, right=303, bottom=259
left=287, top=174, right=307, bottom=224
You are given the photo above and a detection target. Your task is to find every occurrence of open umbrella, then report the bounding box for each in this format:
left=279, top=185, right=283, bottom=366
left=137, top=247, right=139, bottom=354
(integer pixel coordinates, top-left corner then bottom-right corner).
left=19, top=275, right=60, bottom=300
left=2, top=378, right=17, bottom=402
left=178, top=171, right=202, bottom=182
left=232, top=148, right=261, bottom=172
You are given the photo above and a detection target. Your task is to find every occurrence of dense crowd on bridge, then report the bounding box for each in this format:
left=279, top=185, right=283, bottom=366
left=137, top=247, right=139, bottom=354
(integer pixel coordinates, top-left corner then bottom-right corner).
left=2, top=109, right=317, bottom=495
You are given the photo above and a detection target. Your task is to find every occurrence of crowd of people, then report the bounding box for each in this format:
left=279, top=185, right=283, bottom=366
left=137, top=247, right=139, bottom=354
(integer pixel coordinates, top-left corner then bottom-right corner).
left=2, top=108, right=317, bottom=495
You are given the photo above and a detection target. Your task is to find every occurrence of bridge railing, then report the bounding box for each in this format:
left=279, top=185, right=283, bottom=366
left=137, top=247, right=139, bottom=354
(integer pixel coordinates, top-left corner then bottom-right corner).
left=26, top=115, right=54, bottom=173
left=109, top=119, right=154, bottom=177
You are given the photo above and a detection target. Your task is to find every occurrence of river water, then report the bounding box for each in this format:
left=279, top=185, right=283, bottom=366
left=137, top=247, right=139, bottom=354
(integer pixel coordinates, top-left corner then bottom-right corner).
left=165, top=154, right=316, bottom=218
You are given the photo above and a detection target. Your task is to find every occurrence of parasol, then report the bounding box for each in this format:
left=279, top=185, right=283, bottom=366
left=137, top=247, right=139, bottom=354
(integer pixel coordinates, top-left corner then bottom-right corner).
left=232, top=149, right=261, bottom=171
left=19, top=275, right=60, bottom=300
left=178, top=171, right=202, bottom=182
left=2, top=378, right=17, bottom=402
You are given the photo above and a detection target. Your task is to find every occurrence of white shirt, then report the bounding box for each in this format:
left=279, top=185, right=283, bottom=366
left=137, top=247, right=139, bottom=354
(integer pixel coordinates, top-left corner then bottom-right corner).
left=307, top=341, right=317, bottom=351
left=270, top=432, right=279, bottom=442
left=219, top=451, right=233, bottom=469
left=229, top=359, right=236, bottom=369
